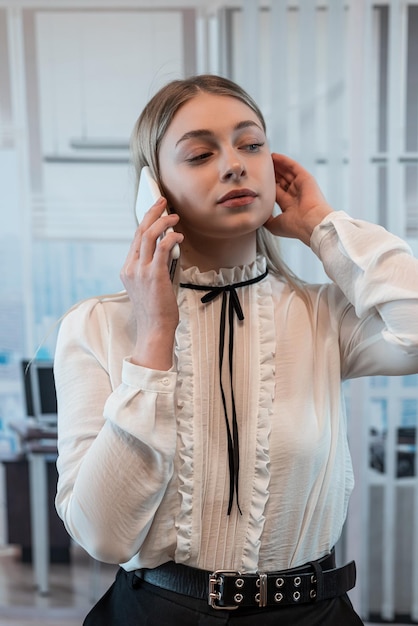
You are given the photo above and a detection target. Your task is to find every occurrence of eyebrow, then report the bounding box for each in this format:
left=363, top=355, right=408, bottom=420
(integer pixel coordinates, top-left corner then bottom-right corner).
left=175, top=120, right=263, bottom=147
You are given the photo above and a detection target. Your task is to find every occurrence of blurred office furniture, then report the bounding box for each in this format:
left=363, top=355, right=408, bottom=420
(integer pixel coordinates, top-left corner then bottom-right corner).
left=21, top=360, right=58, bottom=429
left=2, top=360, right=70, bottom=595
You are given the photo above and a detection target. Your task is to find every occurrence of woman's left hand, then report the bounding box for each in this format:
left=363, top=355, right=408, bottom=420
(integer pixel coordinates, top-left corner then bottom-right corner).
left=264, top=153, right=334, bottom=246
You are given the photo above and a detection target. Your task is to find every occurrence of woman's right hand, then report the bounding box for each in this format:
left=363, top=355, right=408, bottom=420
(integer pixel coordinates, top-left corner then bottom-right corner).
left=120, top=197, right=184, bottom=370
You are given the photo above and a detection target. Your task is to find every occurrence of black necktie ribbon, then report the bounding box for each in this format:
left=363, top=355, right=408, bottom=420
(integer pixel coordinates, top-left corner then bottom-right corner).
left=180, top=268, right=269, bottom=515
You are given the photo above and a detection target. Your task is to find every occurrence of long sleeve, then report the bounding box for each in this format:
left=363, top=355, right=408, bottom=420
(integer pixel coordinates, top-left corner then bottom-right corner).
left=54, top=222, right=418, bottom=575
left=310, top=211, right=418, bottom=378
left=54, top=298, right=177, bottom=564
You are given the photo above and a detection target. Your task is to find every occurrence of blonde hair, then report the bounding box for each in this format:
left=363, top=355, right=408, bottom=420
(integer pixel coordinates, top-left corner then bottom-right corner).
left=130, top=74, right=306, bottom=292
left=50, top=74, right=309, bottom=347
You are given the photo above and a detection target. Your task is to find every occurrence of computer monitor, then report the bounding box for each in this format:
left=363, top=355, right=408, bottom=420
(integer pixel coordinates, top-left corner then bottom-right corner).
left=21, top=360, right=57, bottom=427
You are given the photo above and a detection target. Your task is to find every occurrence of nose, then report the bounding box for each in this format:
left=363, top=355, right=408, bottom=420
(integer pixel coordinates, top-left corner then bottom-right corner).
left=221, top=154, right=246, bottom=181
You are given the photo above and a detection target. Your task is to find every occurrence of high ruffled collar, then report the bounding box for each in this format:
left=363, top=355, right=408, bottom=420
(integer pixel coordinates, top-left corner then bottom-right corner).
left=179, top=255, right=267, bottom=289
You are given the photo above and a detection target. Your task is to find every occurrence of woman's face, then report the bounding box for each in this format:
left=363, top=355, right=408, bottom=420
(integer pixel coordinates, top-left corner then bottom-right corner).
left=158, top=92, right=276, bottom=243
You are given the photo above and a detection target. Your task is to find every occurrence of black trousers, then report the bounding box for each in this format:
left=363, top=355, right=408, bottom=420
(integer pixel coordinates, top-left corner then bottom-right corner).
left=83, top=567, right=365, bottom=625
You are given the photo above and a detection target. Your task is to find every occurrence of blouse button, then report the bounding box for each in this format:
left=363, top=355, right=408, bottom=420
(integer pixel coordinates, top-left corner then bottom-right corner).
left=161, top=377, right=170, bottom=386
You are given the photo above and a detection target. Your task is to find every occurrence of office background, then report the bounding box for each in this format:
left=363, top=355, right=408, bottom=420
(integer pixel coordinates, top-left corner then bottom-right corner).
left=0, top=0, right=417, bottom=623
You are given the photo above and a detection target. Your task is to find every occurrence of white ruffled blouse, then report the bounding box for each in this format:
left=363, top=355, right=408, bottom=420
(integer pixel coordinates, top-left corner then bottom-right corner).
left=54, top=212, right=418, bottom=573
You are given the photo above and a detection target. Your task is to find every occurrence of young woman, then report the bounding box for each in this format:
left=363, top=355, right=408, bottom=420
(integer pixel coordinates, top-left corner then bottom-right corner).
left=54, top=74, right=418, bottom=625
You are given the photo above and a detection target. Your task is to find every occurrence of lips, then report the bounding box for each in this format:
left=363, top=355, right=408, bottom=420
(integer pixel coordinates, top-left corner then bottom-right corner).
left=217, top=188, right=258, bottom=204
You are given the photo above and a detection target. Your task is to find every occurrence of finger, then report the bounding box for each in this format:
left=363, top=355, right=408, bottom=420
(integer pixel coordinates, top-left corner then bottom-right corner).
left=271, top=152, right=301, bottom=175
left=272, top=153, right=316, bottom=189
left=277, top=179, right=291, bottom=193
left=134, top=196, right=177, bottom=256
left=121, top=219, right=182, bottom=287
left=154, top=230, right=184, bottom=267
left=272, top=159, right=294, bottom=190
left=275, top=175, right=294, bottom=196
left=139, top=213, right=180, bottom=263
left=123, top=202, right=175, bottom=273
left=136, top=196, right=167, bottom=228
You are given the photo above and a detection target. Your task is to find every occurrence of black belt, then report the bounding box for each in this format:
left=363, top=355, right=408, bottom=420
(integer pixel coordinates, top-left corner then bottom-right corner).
left=133, top=550, right=356, bottom=610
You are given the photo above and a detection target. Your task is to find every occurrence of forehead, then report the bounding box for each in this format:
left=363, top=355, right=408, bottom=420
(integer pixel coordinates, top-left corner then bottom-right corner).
left=165, top=92, right=262, bottom=140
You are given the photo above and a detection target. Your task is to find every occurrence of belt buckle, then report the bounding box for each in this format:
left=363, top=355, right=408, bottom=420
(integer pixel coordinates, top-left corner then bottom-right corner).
left=208, top=569, right=241, bottom=610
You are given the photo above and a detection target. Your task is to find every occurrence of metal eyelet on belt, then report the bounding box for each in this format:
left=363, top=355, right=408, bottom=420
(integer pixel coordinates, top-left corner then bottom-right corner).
left=275, top=577, right=284, bottom=588
left=235, top=578, right=244, bottom=588
left=293, top=591, right=301, bottom=602
left=234, top=593, right=243, bottom=604
left=293, top=576, right=301, bottom=587
left=275, top=592, right=283, bottom=602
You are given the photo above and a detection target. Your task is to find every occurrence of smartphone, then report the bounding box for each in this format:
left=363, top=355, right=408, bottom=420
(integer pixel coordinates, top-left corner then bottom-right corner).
left=135, top=166, right=180, bottom=261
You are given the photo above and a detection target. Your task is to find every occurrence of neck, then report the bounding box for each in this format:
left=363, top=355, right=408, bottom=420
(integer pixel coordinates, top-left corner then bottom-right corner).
left=179, top=232, right=257, bottom=272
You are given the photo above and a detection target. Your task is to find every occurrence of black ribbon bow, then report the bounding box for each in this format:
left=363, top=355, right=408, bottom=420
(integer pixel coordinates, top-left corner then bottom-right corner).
left=180, top=268, right=268, bottom=515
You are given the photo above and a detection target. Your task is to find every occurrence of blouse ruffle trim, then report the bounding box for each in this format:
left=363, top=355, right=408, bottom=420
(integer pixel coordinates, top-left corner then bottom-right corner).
left=241, top=266, right=276, bottom=571
left=174, top=256, right=276, bottom=567
left=173, top=283, right=194, bottom=562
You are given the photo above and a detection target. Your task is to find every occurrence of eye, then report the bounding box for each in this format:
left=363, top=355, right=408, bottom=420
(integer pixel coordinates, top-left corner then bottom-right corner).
left=243, top=142, right=264, bottom=152
left=187, top=152, right=213, bottom=164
